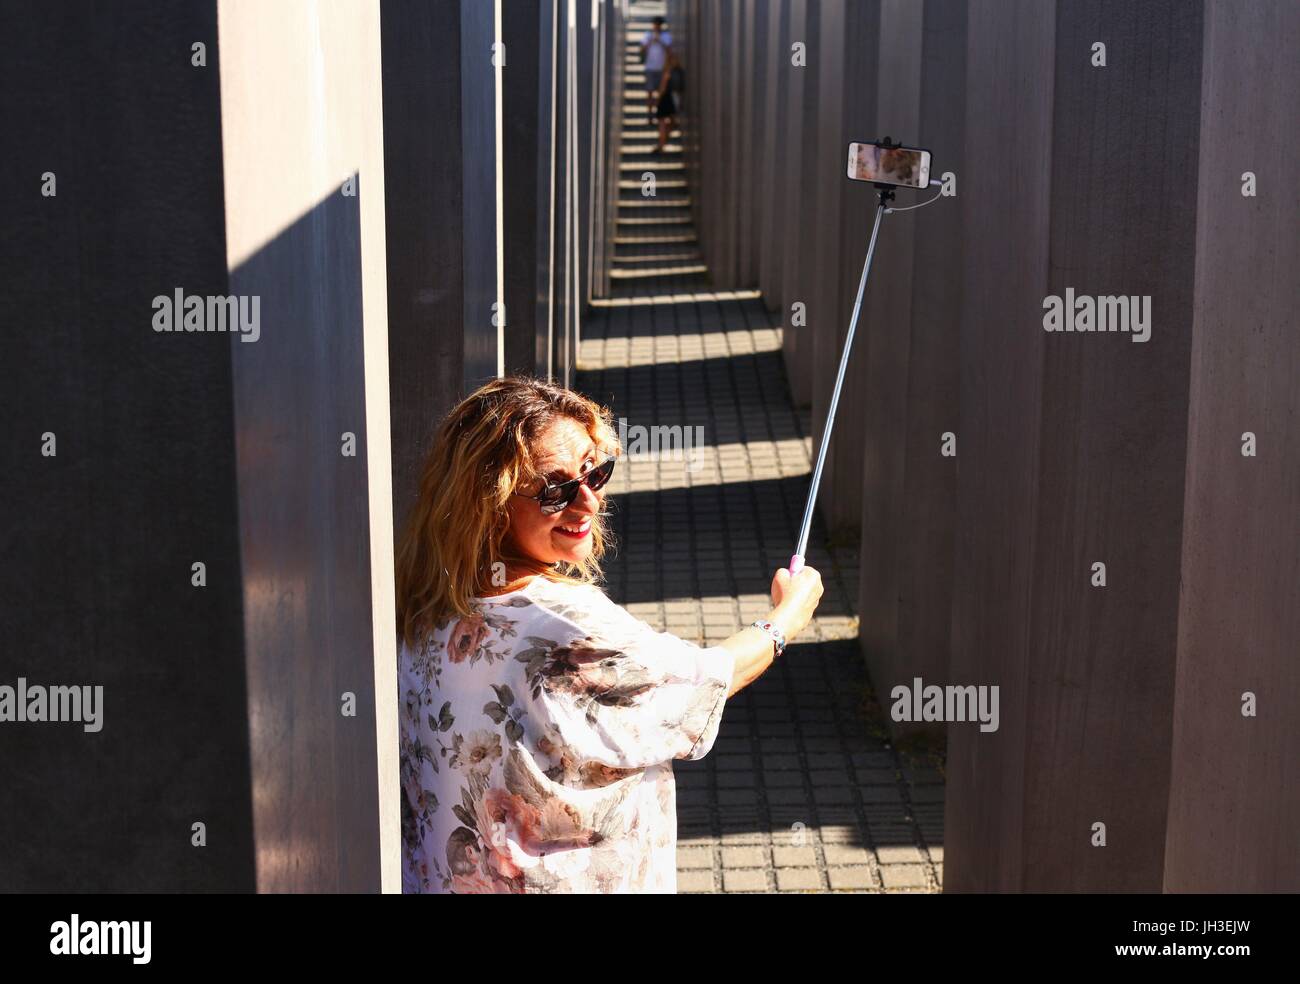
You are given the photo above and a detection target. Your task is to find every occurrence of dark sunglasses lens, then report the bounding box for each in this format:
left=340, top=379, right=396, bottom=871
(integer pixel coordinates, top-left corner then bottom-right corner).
left=588, top=457, right=616, bottom=491
left=537, top=483, right=571, bottom=513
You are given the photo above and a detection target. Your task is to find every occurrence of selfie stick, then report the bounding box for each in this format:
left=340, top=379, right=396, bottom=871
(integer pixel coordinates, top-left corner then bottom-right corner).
left=789, top=137, right=932, bottom=576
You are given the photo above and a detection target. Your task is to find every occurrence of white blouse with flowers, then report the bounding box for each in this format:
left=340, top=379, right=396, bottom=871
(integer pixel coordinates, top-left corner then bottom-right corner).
left=399, top=575, right=734, bottom=893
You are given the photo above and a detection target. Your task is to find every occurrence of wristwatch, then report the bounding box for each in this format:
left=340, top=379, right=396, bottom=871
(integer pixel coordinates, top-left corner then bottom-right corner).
left=750, top=619, right=787, bottom=658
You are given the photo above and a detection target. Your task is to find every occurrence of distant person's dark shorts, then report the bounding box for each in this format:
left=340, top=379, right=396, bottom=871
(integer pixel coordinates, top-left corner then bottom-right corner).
left=655, top=87, right=677, bottom=119
left=644, top=73, right=662, bottom=93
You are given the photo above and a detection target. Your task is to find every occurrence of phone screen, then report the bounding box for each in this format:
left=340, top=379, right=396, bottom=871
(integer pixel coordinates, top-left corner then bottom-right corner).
left=847, top=142, right=932, bottom=189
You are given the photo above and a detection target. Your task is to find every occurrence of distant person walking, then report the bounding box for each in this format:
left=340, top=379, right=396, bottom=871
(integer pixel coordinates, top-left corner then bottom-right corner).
left=640, top=16, right=673, bottom=125
left=650, top=49, right=681, bottom=155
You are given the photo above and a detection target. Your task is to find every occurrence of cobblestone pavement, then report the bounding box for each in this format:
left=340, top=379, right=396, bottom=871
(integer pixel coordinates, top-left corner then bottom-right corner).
left=571, top=0, right=945, bottom=893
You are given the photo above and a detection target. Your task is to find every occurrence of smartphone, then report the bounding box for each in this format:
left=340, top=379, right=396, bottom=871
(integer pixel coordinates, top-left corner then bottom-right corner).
left=846, top=141, right=932, bottom=189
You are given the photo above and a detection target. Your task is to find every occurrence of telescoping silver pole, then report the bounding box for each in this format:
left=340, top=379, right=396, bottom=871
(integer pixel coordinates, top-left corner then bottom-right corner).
left=789, top=190, right=890, bottom=575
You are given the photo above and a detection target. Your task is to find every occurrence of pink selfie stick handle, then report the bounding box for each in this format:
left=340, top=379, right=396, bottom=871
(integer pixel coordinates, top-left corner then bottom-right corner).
left=788, top=554, right=805, bottom=575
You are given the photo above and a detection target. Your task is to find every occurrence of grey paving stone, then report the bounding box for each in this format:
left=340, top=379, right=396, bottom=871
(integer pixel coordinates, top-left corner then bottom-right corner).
left=714, top=739, right=752, bottom=756
left=717, top=789, right=759, bottom=806
left=858, top=786, right=905, bottom=804
left=827, top=867, right=876, bottom=890
left=768, top=822, right=815, bottom=845
left=823, top=844, right=875, bottom=866
left=763, top=769, right=806, bottom=787
left=721, top=845, right=768, bottom=868
left=772, top=846, right=818, bottom=867
left=870, top=828, right=921, bottom=844
left=818, top=824, right=865, bottom=844
left=876, top=845, right=927, bottom=865
left=678, top=869, right=717, bottom=893
left=856, top=768, right=899, bottom=784
left=811, top=769, right=851, bottom=785
left=879, top=865, right=930, bottom=889
left=765, top=787, right=813, bottom=806
left=807, top=753, right=849, bottom=770
left=722, top=869, right=769, bottom=892
left=813, top=807, right=862, bottom=825
left=777, top=868, right=822, bottom=892
left=851, top=752, right=896, bottom=768
left=719, top=829, right=767, bottom=845
left=813, top=786, right=858, bottom=805
left=908, top=785, right=947, bottom=803
left=902, top=767, right=946, bottom=785
left=676, top=846, right=713, bottom=870
left=800, top=723, right=841, bottom=737
left=716, top=771, right=757, bottom=788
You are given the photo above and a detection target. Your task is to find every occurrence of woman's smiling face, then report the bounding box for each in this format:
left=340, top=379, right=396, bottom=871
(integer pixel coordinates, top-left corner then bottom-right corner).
left=504, top=416, right=607, bottom=570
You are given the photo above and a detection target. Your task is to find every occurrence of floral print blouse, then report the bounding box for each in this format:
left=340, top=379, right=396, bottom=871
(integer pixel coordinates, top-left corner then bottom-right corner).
left=399, top=575, right=734, bottom=893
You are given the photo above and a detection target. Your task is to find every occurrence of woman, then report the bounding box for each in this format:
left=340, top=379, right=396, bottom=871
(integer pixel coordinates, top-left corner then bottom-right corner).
left=395, top=376, right=823, bottom=893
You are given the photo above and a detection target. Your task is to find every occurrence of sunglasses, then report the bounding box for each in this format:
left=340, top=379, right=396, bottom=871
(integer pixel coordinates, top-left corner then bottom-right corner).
left=513, top=455, right=617, bottom=515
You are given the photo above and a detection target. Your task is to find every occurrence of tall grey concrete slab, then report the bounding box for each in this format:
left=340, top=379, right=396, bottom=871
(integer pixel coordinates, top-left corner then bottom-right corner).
left=757, top=0, right=790, bottom=309
left=461, top=0, right=503, bottom=388
left=947, top=0, right=1205, bottom=892
left=944, top=0, right=1058, bottom=893
left=892, top=0, right=966, bottom=734
left=0, top=1, right=256, bottom=892
left=1, top=0, right=399, bottom=892
left=1163, top=0, right=1300, bottom=893
left=503, top=0, right=545, bottom=373
left=536, top=0, right=560, bottom=376
left=747, top=0, right=773, bottom=287
left=736, top=0, right=758, bottom=286
left=541, top=0, right=593, bottom=387
left=675, top=0, right=704, bottom=251
left=809, top=0, right=849, bottom=517
left=592, top=0, right=624, bottom=301
left=853, top=0, right=966, bottom=743
left=692, top=0, right=715, bottom=279
left=382, top=0, right=532, bottom=500
left=856, top=0, right=925, bottom=732
left=777, top=0, right=812, bottom=405
left=824, top=0, right=882, bottom=532
left=691, top=0, right=722, bottom=276
left=585, top=0, right=607, bottom=302
left=708, top=0, right=732, bottom=285
left=575, top=0, right=595, bottom=314
left=719, top=0, right=744, bottom=287
left=383, top=0, right=469, bottom=515
left=219, top=0, right=398, bottom=894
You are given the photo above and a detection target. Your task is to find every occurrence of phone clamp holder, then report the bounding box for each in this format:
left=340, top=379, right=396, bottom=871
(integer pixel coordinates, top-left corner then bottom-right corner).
left=869, top=136, right=902, bottom=205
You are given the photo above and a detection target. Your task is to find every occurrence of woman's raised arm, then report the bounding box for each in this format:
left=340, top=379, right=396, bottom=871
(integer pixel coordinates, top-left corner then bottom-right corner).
left=719, top=566, right=823, bottom=698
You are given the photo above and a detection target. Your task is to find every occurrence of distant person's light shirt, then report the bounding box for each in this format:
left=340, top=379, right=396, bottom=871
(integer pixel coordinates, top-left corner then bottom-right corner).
left=642, top=31, right=673, bottom=72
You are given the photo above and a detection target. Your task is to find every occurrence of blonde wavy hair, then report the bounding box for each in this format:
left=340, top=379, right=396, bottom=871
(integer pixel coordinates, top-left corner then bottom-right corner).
left=395, top=375, right=621, bottom=649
